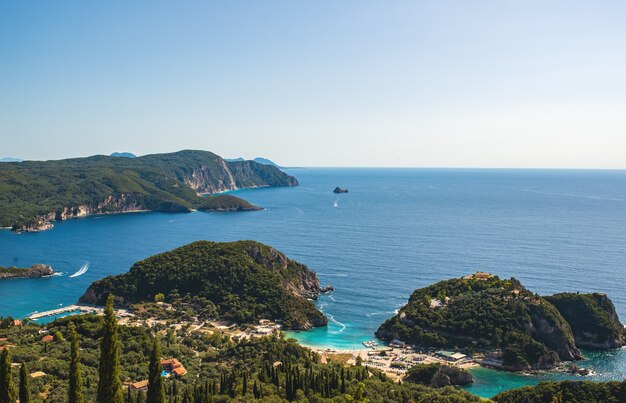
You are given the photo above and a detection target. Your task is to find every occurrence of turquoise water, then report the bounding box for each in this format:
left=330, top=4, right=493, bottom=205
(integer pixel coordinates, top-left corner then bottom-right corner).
left=465, top=349, right=626, bottom=398
left=1, top=168, right=626, bottom=397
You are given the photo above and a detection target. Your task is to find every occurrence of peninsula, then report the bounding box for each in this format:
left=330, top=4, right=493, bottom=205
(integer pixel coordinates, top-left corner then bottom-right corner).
left=376, top=273, right=625, bottom=371
left=0, top=150, right=298, bottom=232
left=80, top=240, right=328, bottom=330
left=198, top=194, right=262, bottom=212
left=0, top=264, right=54, bottom=280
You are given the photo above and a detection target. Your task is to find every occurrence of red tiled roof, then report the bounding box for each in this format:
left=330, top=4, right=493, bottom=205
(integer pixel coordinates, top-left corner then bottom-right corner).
left=130, top=380, right=149, bottom=390
left=172, top=367, right=187, bottom=376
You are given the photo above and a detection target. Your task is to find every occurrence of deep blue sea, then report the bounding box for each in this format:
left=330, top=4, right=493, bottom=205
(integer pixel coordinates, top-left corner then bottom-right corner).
left=2, top=168, right=626, bottom=397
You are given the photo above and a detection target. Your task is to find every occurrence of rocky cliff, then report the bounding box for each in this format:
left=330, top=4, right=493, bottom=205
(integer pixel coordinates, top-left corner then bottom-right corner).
left=1, top=150, right=298, bottom=232
left=80, top=240, right=327, bottom=330
left=0, top=264, right=54, bottom=279
left=545, top=292, right=626, bottom=350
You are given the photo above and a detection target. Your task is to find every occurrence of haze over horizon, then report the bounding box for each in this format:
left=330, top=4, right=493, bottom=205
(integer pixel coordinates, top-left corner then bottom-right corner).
left=2, top=1, right=626, bottom=168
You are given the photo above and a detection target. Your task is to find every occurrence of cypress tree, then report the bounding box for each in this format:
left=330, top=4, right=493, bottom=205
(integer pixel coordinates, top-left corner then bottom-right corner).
left=68, top=322, right=84, bottom=403
left=0, top=349, right=16, bottom=403
left=96, top=294, right=124, bottom=403
left=241, top=371, right=247, bottom=395
left=147, top=336, right=165, bottom=403
left=19, top=363, right=30, bottom=403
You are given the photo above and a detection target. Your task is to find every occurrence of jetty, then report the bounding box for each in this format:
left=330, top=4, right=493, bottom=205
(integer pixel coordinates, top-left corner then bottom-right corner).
left=28, top=304, right=104, bottom=320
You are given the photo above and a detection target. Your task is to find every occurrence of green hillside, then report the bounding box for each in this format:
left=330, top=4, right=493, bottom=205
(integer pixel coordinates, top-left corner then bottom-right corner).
left=376, top=275, right=581, bottom=370
left=493, top=380, right=626, bottom=402
left=80, top=241, right=326, bottom=330
left=545, top=293, right=626, bottom=349
left=0, top=150, right=297, bottom=231
left=198, top=194, right=261, bottom=212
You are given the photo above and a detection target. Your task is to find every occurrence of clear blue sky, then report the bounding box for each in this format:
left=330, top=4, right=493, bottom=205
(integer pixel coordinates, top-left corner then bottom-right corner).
left=1, top=1, right=625, bottom=167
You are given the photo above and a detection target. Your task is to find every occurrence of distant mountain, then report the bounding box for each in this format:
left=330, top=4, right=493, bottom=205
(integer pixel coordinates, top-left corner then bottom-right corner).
left=225, top=157, right=282, bottom=167
left=0, top=157, right=23, bottom=162
left=110, top=152, right=137, bottom=158
left=0, top=150, right=298, bottom=232
left=253, top=157, right=280, bottom=167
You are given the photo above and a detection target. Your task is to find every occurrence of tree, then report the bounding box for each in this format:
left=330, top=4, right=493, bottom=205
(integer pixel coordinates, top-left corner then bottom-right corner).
left=68, top=321, right=84, bottom=403
left=0, top=349, right=16, bottom=403
left=19, top=363, right=30, bottom=403
left=97, top=295, right=124, bottom=403
left=147, top=336, right=165, bottom=403
left=242, top=371, right=247, bottom=395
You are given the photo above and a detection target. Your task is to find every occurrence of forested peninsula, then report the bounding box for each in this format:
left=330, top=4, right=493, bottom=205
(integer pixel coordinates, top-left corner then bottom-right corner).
left=0, top=264, right=54, bottom=280
left=377, top=273, right=625, bottom=371
left=80, top=241, right=328, bottom=330
left=0, top=150, right=297, bottom=232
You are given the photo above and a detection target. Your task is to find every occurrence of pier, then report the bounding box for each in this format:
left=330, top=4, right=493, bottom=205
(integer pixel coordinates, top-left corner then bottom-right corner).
left=28, top=304, right=104, bottom=320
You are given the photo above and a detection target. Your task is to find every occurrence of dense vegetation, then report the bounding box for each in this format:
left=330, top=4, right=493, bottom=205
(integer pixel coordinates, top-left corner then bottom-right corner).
left=545, top=293, right=625, bottom=349
left=80, top=241, right=327, bottom=330
left=198, top=195, right=261, bottom=212
left=405, top=363, right=473, bottom=388
left=0, top=150, right=297, bottom=231
left=0, top=313, right=480, bottom=402
left=493, top=380, right=626, bottom=402
left=376, top=276, right=583, bottom=370
left=0, top=265, right=53, bottom=279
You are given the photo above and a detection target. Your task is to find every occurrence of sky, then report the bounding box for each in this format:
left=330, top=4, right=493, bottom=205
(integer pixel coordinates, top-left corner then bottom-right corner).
left=1, top=1, right=625, bottom=168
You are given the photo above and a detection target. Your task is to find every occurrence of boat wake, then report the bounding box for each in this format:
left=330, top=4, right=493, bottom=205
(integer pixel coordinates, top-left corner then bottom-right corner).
left=327, top=314, right=347, bottom=333
left=69, top=263, right=89, bottom=278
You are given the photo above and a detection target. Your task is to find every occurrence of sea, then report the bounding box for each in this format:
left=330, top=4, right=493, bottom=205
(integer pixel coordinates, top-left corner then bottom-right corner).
left=1, top=168, right=626, bottom=398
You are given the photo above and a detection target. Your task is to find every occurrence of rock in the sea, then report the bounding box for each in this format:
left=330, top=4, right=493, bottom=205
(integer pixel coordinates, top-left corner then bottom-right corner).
left=0, top=264, right=54, bottom=279
left=333, top=187, right=348, bottom=193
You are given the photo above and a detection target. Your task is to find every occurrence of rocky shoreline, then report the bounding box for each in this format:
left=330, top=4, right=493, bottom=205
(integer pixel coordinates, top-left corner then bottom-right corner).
left=0, top=264, right=55, bottom=279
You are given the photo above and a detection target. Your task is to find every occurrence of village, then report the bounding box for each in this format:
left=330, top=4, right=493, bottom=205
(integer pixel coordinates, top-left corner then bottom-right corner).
left=9, top=273, right=502, bottom=389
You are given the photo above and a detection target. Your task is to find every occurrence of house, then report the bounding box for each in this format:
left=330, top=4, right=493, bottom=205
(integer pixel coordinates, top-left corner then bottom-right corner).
left=130, top=380, right=149, bottom=391
left=30, top=371, right=46, bottom=378
left=41, top=335, right=54, bottom=343
left=435, top=350, right=467, bottom=362
left=463, top=272, right=493, bottom=280
left=161, top=358, right=187, bottom=377
left=12, top=320, right=22, bottom=327
left=172, top=367, right=187, bottom=376
left=429, top=299, right=444, bottom=309
left=0, top=338, right=8, bottom=342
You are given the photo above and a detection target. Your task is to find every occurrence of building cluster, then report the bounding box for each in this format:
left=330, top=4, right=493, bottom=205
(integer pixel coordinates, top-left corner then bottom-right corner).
left=161, top=358, right=188, bottom=377
left=463, top=272, right=493, bottom=280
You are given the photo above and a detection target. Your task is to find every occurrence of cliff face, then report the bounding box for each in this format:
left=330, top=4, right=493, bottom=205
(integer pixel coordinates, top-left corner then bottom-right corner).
left=545, top=293, right=626, bottom=350
left=243, top=242, right=323, bottom=301
left=13, top=194, right=152, bottom=233
left=80, top=240, right=326, bottom=330
left=2, top=150, right=298, bottom=232
left=0, top=264, right=54, bottom=279
left=527, top=304, right=582, bottom=362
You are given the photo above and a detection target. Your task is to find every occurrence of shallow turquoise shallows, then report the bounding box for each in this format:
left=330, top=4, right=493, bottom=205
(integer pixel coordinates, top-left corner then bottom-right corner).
left=2, top=168, right=626, bottom=397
